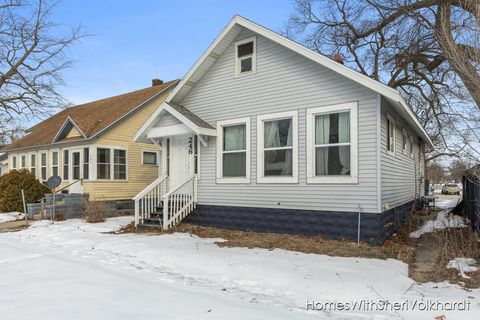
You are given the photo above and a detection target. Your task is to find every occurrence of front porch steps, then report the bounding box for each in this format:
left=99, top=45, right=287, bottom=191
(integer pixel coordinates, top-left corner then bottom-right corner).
left=138, top=205, right=164, bottom=228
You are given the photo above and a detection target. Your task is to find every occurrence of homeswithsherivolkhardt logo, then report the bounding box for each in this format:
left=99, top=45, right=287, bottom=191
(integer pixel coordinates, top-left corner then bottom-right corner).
left=306, top=299, right=471, bottom=312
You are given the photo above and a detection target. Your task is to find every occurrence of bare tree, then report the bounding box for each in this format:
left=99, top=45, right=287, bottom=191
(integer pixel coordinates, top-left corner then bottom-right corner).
left=285, top=0, right=480, bottom=162
left=0, top=0, right=83, bottom=133
left=427, top=161, right=447, bottom=183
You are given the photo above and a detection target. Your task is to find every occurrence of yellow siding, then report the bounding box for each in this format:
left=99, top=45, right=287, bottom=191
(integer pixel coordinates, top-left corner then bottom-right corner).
left=82, top=90, right=168, bottom=200
left=6, top=89, right=168, bottom=200
left=66, top=126, right=82, bottom=138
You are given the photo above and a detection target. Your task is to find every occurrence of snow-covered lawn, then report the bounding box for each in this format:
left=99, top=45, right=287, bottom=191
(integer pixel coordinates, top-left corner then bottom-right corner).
left=0, top=212, right=24, bottom=223
left=1, top=217, right=479, bottom=319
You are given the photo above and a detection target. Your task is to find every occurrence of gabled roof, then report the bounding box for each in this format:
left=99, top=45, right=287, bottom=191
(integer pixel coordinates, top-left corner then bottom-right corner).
left=166, top=15, right=434, bottom=148
left=134, top=101, right=216, bottom=142
left=0, top=153, right=7, bottom=162
left=51, top=116, right=87, bottom=143
left=2, top=80, right=178, bottom=152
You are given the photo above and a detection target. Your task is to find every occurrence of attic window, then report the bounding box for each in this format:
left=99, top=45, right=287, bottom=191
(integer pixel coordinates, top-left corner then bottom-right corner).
left=235, top=37, right=256, bottom=76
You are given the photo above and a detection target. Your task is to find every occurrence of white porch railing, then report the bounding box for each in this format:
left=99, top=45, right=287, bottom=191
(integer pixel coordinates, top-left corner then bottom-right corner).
left=162, top=174, right=197, bottom=230
left=133, top=174, right=168, bottom=226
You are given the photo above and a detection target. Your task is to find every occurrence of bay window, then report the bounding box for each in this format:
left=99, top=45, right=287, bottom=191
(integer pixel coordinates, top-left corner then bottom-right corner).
left=216, top=117, right=250, bottom=183
left=307, top=102, right=358, bottom=184
left=257, top=110, right=298, bottom=183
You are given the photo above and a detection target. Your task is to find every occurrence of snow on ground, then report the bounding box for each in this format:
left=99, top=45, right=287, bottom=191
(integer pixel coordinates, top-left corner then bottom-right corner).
left=1, top=217, right=479, bottom=319
left=448, top=258, right=479, bottom=279
left=0, top=212, right=24, bottom=223
left=410, top=209, right=466, bottom=239
left=436, top=198, right=460, bottom=210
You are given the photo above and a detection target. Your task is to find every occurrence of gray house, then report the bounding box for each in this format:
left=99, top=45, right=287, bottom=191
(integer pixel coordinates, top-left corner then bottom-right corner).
left=133, top=15, right=434, bottom=243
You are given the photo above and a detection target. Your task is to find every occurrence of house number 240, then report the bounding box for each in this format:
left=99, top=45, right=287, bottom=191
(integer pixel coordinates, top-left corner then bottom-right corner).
left=187, top=137, right=193, bottom=154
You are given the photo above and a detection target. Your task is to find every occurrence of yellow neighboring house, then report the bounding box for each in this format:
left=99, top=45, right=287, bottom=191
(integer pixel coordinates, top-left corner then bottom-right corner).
left=1, top=79, right=178, bottom=205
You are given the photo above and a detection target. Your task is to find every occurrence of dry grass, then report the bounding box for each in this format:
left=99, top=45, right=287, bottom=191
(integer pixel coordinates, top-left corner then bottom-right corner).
left=53, top=213, right=65, bottom=221
left=433, top=226, right=480, bottom=288
left=83, top=200, right=107, bottom=223
left=119, top=222, right=418, bottom=262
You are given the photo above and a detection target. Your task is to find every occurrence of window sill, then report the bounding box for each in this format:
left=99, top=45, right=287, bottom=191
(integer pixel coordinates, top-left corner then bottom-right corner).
left=257, top=176, right=298, bottom=184
left=387, top=150, right=395, bottom=157
left=307, top=176, right=358, bottom=184
left=216, top=177, right=250, bottom=184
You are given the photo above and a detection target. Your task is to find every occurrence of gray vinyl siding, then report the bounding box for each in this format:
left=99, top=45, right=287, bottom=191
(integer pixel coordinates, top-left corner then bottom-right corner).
left=380, top=97, right=425, bottom=210
left=177, top=28, right=379, bottom=213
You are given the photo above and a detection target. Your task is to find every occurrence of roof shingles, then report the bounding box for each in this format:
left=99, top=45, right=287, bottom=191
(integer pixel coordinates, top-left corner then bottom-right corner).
left=3, top=80, right=177, bottom=151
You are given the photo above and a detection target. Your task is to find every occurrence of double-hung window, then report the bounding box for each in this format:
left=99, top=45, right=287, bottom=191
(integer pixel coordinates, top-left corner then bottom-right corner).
left=51, top=151, right=59, bottom=177
left=235, top=37, right=256, bottom=76
left=63, top=150, right=69, bottom=180
left=21, top=155, right=26, bottom=169
left=216, top=117, right=250, bottom=183
left=307, top=102, right=358, bottom=184
left=12, top=156, right=17, bottom=169
left=40, top=152, right=47, bottom=181
left=83, top=148, right=90, bottom=180
left=97, top=148, right=111, bottom=180
left=30, top=154, right=36, bottom=177
left=410, top=136, right=414, bottom=157
left=402, top=129, right=408, bottom=154
left=387, top=115, right=395, bottom=155
left=114, top=149, right=127, bottom=180
left=96, top=147, right=126, bottom=180
left=257, top=111, right=298, bottom=183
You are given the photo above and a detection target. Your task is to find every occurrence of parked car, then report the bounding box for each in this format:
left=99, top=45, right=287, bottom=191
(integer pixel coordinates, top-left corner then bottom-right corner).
left=442, top=183, right=461, bottom=195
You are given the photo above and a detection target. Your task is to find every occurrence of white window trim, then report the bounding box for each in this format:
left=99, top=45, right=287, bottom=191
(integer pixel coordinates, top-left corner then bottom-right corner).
left=20, top=154, right=27, bottom=169
left=410, top=136, right=415, bottom=158
left=402, top=128, right=408, bottom=154
left=387, top=114, right=396, bottom=156
left=39, top=151, right=48, bottom=181
left=11, top=156, right=17, bottom=169
left=50, top=149, right=60, bottom=178
left=141, top=150, right=159, bottom=166
left=93, top=145, right=128, bottom=181
left=29, top=152, right=37, bottom=179
left=306, top=102, right=358, bottom=184
left=234, top=36, right=256, bottom=77
left=216, top=117, right=250, bottom=184
left=256, top=110, right=298, bottom=184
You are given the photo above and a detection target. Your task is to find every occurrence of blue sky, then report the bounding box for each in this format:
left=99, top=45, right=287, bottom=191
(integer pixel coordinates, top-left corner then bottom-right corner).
left=53, top=0, right=294, bottom=105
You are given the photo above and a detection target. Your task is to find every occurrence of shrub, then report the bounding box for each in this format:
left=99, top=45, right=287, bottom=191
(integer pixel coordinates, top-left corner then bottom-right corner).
left=83, top=199, right=107, bottom=223
left=0, top=170, right=51, bottom=212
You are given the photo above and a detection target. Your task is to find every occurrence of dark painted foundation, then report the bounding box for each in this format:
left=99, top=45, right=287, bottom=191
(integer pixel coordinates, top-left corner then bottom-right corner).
left=184, top=201, right=416, bottom=244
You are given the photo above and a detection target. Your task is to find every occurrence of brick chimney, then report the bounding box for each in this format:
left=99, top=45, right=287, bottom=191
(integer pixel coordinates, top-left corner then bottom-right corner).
left=152, top=79, right=163, bottom=87
left=332, top=53, right=344, bottom=64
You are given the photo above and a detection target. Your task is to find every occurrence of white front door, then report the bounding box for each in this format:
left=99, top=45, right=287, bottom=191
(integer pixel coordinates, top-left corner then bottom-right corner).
left=168, top=134, right=194, bottom=188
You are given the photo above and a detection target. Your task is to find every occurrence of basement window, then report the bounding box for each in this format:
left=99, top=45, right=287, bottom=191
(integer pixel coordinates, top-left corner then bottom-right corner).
left=235, top=37, right=256, bottom=76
